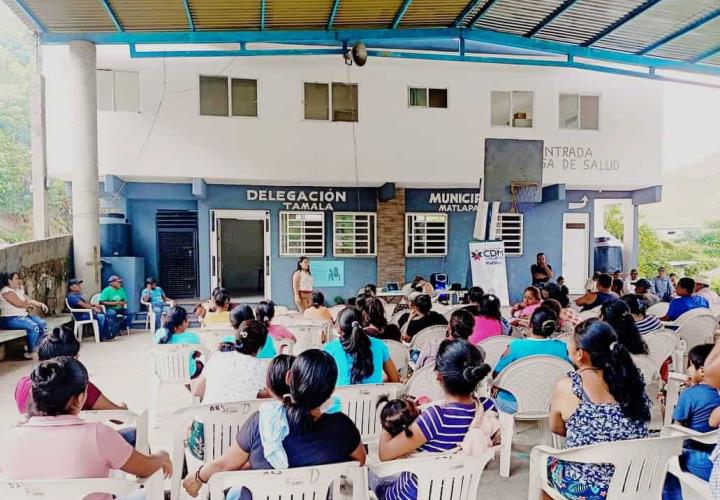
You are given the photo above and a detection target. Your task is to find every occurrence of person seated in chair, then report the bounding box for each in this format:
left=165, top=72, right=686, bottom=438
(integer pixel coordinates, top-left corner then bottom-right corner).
left=141, top=277, right=174, bottom=331
left=660, top=277, right=710, bottom=322
left=633, top=278, right=660, bottom=307
left=575, top=273, right=615, bottom=312
left=99, top=275, right=133, bottom=336
left=66, top=279, right=112, bottom=341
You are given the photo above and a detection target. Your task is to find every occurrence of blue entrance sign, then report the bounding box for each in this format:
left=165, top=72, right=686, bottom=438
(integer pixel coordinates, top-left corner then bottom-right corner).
left=311, top=261, right=345, bottom=287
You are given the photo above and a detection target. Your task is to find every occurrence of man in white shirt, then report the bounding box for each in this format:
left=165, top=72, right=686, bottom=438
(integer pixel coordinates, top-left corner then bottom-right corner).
left=695, top=275, right=720, bottom=308
left=623, top=269, right=639, bottom=295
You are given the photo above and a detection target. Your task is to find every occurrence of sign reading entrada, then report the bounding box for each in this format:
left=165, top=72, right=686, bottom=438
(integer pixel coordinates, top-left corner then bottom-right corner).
left=543, top=146, right=620, bottom=172
left=247, top=189, right=347, bottom=211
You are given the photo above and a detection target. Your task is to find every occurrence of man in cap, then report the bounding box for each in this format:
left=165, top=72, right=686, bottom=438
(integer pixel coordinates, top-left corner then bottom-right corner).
left=695, top=275, right=720, bottom=308
left=66, top=279, right=113, bottom=340
left=99, top=275, right=132, bottom=335
left=141, top=277, right=174, bottom=330
left=634, top=278, right=660, bottom=307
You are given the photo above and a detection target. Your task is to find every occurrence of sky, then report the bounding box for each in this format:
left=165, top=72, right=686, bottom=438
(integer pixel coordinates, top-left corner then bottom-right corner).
left=663, top=82, right=720, bottom=171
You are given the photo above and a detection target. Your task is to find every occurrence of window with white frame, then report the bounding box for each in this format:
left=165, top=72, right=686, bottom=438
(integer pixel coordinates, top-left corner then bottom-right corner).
left=494, top=213, right=524, bottom=256
left=406, top=213, right=448, bottom=256
left=304, top=82, right=358, bottom=122
left=490, top=90, right=533, bottom=128
left=559, top=94, right=599, bottom=130
left=199, top=75, right=257, bottom=117
left=408, top=87, right=448, bottom=108
left=97, top=69, right=140, bottom=112
left=279, top=212, right=325, bottom=256
left=333, top=213, right=376, bottom=257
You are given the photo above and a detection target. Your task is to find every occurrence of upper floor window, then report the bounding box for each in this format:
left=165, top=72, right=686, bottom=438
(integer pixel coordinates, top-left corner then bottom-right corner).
left=408, top=87, right=448, bottom=108
left=491, top=90, right=533, bottom=128
left=199, top=76, right=257, bottom=117
left=304, top=82, right=358, bottom=122
left=97, top=70, right=140, bottom=112
left=559, top=94, right=599, bottom=130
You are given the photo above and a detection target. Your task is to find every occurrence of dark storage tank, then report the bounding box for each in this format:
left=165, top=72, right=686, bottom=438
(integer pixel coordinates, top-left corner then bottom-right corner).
left=594, top=236, right=624, bottom=274
left=100, top=213, right=132, bottom=257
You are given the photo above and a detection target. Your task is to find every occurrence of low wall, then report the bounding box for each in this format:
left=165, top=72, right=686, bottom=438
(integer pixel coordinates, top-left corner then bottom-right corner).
left=0, top=235, right=73, bottom=315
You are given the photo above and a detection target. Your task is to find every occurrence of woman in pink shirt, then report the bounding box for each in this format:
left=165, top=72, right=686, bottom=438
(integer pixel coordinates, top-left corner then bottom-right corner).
left=256, top=300, right=296, bottom=341
left=510, top=286, right=543, bottom=326
left=469, top=294, right=503, bottom=344
left=0, top=358, right=172, bottom=500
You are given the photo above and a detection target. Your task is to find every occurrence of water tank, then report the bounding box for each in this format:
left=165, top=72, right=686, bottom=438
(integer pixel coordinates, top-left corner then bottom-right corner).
left=594, top=236, right=623, bottom=274
left=100, top=213, right=132, bottom=257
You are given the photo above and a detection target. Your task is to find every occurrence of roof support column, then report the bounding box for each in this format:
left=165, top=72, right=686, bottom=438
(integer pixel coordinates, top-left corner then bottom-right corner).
left=67, top=41, right=101, bottom=293
left=30, top=71, right=49, bottom=239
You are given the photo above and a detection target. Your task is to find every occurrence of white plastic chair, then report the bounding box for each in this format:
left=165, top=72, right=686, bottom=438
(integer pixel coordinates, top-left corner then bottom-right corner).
left=92, top=293, right=130, bottom=336
left=401, top=363, right=444, bottom=402
left=528, top=435, right=685, bottom=500
left=80, top=409, right=150, bottom=454
left=647, top=301, right=670, bottom=318
left=478, top=336, right=512, bottom=371
left=209, top=461, right=367, bottom=500
left=577, top=305, right=602, bottom=321
left=389, top=309, right=408, bottom=326
left=333, top=383, right=403, bottom=444
left=142, top=300, right=159, bottom=335
left=287, top=320, right=327, bottom=354
left=631, top=354, right=660, bottom=388
left=663, top=371, right=689, bottom=426
left=383, top=340, right=410, bottom=379
left=661, top=425, right=719, bottom=499
left=383, top=302, right=396, bottom=320
left=274, top=337, right=295, bottom=355
left=644, top=329, right=683, bottom=374
left=675, top=313, right=717, bottom=354
left=65, top=298, right=100, bottom=343
left=409, top=325, right=448, bottom=352
left=492, top=355, right=575, bottom=478
left=199, top=330, right=233, bottom=354
left=673, top=307, right=716, bottom=326
left=330, top=304, right=345, bottom=322
left=369, top=452, right=495, bottom=500
left=171, top=400, right=265, bottom=500
left=0, top=469, right=164, bottom=500
left=148, top=343, right=202, bottom=429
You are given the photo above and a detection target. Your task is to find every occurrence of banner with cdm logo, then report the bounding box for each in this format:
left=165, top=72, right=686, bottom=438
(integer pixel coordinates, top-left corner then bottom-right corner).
left=469, top=241, right=510, bottom=306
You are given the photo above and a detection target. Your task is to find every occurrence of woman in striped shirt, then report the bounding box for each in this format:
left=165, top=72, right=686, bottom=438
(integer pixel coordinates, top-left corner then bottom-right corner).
left=623, top=294, right=663, bottom=335
left=375, top=340, right=491, bottom=500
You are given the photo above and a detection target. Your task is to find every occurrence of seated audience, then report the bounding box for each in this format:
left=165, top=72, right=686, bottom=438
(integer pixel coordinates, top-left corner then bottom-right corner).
left=303, top=291, right=333, bottom=321
left=600, top=300, right=648, bottom=355
left=416, top=308, right=476, bottom=368
left=695, top=275, right=720, bottom=308
left=611, top=278, right=625, bottom=297
left=584, top=272, right=599, bottom=293
left=182, top=350, right=365, bottom=499
left=663, top=344, right=720, bottom=499
left=1, top=358, right=171, bottom=500
left=374, top=340, right=493, bottom=500
left=202, top=289, right=232, bottom=325
left=410, top=275, right=434, bottom=295
left=324, top=307, right=399, bottom=386
left=556, top=276, right=569, bottom=296
left=575, top=273, right=615, bottom=312
left=154, top=306, right=203, bottom=378
left=229, top=304, right=276, bottom=359
left=16, top=327, right=127, bottom=415
left=469, top=294, right=504, bottom=344
left=99, top=275, right=132, bottom=336
left=256, top=300, right=296, bottom=342
left=547, top=320, right=649, bottom=500
left=494, top=308, right=570, bottom=413
left=463, top=286, right=484, bottom=315
left=624, top=269, right=639, bottom=295
left=509, top=286, right=543, bottom=325
left=361, top=296, right=389, bottom=336
left=0, top=271, right=49, bottom=357
left=634, top=278, right=660, bottom=307
left=661, top=277, right=710, bottom=322
left=696, top=343, right=720, bottom=491
left=66, top=278, right=112, bottom=341
left=622, top=294, right=663, bottom=335
left=141, top=277, right=174, bottom=331
left=398, top=293, right=448, bottom=340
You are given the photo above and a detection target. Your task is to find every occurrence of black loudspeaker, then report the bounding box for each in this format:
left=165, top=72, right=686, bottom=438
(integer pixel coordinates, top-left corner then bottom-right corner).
left=378, top=182, right=396, bottom=202
left=430, top=273, right=448, bottom=290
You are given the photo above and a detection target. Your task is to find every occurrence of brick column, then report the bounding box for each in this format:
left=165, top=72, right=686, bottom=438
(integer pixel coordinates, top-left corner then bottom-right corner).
left=377, top=187, right=406, bottom=285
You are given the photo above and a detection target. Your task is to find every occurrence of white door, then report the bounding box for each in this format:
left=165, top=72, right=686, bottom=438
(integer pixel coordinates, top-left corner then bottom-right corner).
left=562, top=213, right=590, bottom=295
left=210, top=210, right=271, bottom=299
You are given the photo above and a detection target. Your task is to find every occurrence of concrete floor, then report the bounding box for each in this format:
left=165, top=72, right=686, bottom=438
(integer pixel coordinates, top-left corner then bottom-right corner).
left=0, top=329, right=536, bottom=499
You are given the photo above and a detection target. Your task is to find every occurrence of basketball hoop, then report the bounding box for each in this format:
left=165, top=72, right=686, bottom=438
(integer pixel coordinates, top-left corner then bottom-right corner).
left=510, top=181, right=540, bottom=214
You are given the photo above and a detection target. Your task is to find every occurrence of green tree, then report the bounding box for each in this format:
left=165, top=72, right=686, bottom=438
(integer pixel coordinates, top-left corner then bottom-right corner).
left=604, top=205, right=624, bottom=241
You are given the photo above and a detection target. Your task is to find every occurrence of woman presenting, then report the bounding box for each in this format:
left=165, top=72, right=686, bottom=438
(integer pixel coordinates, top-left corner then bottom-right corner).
left=292, top=256, right=314, bottom=313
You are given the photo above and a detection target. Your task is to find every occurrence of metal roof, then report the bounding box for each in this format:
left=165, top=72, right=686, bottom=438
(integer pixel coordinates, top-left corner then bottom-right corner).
left=5, top=0, right=720, bottom=86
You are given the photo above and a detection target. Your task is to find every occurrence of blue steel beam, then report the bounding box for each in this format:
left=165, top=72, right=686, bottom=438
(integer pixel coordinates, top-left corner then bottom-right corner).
left=467, top=0, right=498, bottom=27
left=691, top=43, right=720, bottom=63
left=182, top=0, right=195, bottom=31
left=98, top=0, right=123, bottom=32
left=14, top=0, right=45, bottom=32
left=391, top=0, right=413, bottom=29
left=260, top=0, right=266, bottom=31
left=638, top=7, right=720, bottom=55
left=327, top=0, right=341, bottom=30
left=129, top=44, right=343, bottom=58
left=583, top=0, right=665, bottom=47
left=526, top=0, right=581, bottom=37
left=37, top=27, right=720, bottom=77
left=452, top=0, right=486, bottom=28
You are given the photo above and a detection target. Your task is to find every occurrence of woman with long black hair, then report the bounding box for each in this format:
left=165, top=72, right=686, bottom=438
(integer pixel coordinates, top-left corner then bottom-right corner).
left=291, top=256, right=314, bottom=313
left=600, top=299, right=649, bottom=355
left=324, top=306, right=399, bottom=386
left=182, top=350, right=365, bottom=498
left=546, top=320, right=649, bottom=500
left=154, top=306, right=203, bottom=378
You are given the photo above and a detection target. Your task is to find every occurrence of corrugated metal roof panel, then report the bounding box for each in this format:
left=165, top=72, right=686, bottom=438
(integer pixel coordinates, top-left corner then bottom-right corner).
left=191, top=0, right=260, bottom=31
left=475, top=0, right=566, bottom=35
left=25, top=0, right=116, bottom=32
left=333, top=0, right=406, bottom=29
left=593, top=0, right=720, bottom=54
left=399, top=0, right=469, bottom=27
left=266, top=0, right=334, bottom=29
left=111, top=0, right=189, bottom=32
left=648, top=16, right=720, bottom=60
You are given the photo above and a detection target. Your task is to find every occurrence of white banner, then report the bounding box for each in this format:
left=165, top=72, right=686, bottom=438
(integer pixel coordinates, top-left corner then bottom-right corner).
left=469, top=241, right=510, bottom=306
